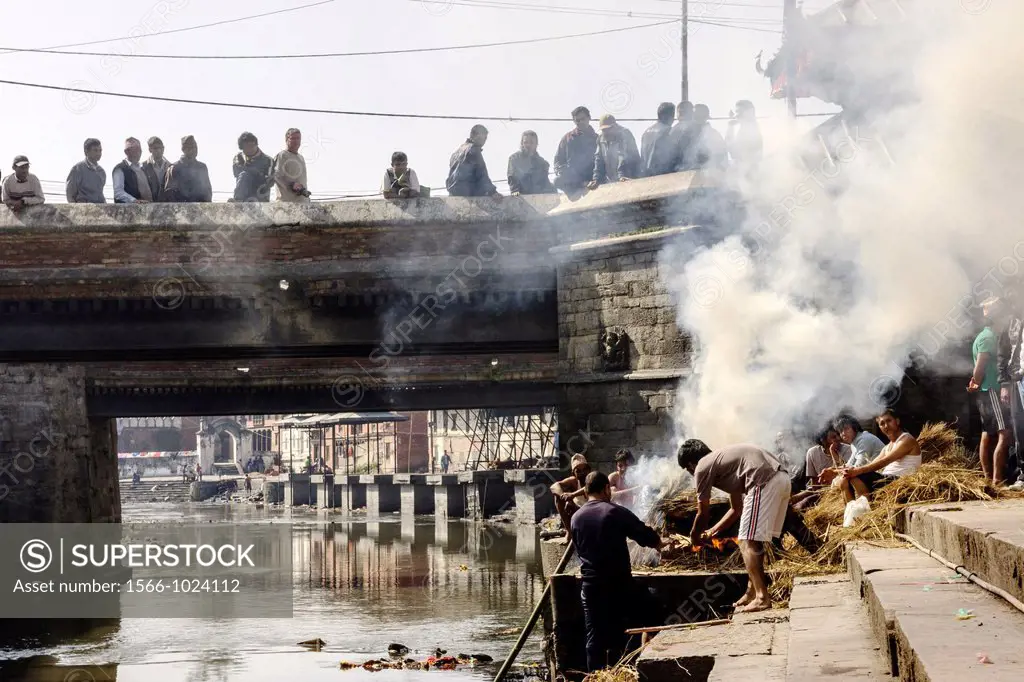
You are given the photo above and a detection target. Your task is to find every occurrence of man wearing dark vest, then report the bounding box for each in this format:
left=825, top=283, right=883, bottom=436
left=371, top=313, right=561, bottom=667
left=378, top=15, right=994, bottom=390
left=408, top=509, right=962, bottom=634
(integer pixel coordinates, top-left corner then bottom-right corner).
left=112, top=137, right=156, bottom=204
left=164, top=135, right=213, bottom=203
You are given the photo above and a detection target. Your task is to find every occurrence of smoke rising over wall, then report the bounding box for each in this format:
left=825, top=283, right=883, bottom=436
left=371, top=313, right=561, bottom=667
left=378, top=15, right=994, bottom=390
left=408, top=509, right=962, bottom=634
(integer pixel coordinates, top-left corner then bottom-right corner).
left=665, top=3, right=1024, bottom=449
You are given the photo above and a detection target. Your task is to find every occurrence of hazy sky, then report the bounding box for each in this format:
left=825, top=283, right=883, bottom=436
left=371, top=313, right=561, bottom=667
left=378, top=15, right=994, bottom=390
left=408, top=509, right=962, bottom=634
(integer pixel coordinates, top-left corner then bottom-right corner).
left=0, top=0, right=838, bottom=202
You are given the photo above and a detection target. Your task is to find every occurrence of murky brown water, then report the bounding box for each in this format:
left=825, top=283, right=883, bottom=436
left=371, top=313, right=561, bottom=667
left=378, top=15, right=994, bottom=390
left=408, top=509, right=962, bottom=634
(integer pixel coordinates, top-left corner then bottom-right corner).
left=0, top=504, right=553, bottom=682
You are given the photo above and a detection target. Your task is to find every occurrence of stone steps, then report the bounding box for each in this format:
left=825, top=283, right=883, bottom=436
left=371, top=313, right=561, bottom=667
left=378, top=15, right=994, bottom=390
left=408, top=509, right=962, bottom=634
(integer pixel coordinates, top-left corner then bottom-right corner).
left=636, top=611, right=789, bottom=682
left=786, top=575, right=891, bottom=681
left=903, top=501, right=1024, bottom=606
left=120, top=480, right=193, bottom=504
left=848, top=543, right=1024, bottom=681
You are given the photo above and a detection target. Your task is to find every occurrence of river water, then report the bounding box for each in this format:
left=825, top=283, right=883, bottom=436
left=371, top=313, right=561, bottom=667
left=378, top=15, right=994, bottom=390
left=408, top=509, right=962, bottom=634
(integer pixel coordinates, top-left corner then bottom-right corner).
left=0, top=504, right=553, bottom=682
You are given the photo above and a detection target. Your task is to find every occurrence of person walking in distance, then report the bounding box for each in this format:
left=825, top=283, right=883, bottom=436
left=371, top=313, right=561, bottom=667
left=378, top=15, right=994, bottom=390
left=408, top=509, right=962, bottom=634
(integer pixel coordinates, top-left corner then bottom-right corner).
left=274, top=128, right=310, bottom=202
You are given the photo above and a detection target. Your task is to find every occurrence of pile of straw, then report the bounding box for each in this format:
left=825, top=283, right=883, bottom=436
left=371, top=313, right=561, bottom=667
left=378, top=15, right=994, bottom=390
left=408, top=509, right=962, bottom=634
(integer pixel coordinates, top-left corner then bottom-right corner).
left=636, top=423, right=1024, bottom=605
left=582, top=665, right=638, bottom=682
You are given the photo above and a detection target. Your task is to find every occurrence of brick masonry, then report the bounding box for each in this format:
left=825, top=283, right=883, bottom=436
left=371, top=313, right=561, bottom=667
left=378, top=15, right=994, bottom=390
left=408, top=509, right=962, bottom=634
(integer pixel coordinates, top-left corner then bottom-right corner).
left=555, top=229, right=693, bottom=466
left=0, top=364, right=120, bottom=523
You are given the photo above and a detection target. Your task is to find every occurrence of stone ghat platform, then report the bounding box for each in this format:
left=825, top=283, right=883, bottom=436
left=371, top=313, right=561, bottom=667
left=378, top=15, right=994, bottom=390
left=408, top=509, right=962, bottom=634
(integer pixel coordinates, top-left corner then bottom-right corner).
left=626, top=500, right=1024, bottom=682
left=261, top=468, right=558, bottom=523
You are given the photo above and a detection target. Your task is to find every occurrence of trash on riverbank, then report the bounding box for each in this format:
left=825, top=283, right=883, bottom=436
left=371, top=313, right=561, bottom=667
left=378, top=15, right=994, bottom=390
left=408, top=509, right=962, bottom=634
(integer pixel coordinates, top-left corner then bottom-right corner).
left=339, top=653, right=502, bottom=672
left=298, top=638, right=326, bottom=651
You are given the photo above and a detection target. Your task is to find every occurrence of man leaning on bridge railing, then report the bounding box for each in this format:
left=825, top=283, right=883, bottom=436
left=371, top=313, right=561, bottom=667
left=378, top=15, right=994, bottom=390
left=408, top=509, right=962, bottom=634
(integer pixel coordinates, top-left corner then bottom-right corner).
left=2, top=155, right=45, bottom=212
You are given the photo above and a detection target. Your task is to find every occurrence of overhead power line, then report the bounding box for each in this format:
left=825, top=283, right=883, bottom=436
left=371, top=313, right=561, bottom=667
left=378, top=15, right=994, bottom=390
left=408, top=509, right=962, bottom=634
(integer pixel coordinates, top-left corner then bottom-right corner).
left=1, top=21, right=678, bottom=60
left=0, top=77, right=834, bottom=122
left=408, top=0, right=780, bottom=30
left=0, top=0, right=339, bottom=56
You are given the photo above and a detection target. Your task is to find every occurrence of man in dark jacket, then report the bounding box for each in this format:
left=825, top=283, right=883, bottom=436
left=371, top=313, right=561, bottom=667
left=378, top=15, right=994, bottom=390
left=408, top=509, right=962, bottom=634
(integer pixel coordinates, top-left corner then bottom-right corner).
left=570, top=471, right=661, bottom=671
left=670, top=101, right=696, bottom=171
left=164, top=135, right=213, bottom=203
left=231, top=132, right=274, bottom=202
left=640, top=102, right=678, bottom=177
left=588, top=115, right=641, bottom=189
left=684, top=104, right=728, bottom=171
left=507, top=130, right=556, bottom=196
left=553, top=106, right=599, bottom=197
left=446, top=125, right=501, bottom=199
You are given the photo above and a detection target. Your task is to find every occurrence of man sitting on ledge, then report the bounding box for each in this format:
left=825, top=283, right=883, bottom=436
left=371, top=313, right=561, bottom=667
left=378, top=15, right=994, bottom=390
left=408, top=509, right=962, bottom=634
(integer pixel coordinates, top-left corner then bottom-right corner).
left=550, top=454, right=590, bottom=536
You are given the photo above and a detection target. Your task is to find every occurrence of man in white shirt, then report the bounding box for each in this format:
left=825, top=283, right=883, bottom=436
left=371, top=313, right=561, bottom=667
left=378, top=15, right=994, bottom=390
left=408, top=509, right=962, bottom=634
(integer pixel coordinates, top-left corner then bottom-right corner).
left=2, top=155, right=45, bottom=212
left=381, top=151, right=421, bottom=199
left=273, top=128, right=310, bottom=203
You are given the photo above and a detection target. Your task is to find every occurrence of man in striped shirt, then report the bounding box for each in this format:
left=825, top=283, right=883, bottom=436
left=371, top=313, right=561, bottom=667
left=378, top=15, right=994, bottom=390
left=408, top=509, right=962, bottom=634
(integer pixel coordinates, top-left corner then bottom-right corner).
left=2, top=156, right=45, bottom=212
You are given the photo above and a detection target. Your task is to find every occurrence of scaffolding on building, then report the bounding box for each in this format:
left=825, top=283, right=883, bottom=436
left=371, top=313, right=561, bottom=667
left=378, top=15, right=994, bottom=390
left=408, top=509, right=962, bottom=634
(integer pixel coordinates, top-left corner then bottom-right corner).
left=435, top=407, right=558, bottom=471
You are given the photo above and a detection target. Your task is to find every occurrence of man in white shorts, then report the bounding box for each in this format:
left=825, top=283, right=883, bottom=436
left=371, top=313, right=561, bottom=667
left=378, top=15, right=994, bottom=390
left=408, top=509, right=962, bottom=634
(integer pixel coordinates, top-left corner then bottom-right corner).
left=677, top=439, right=790, bottom=613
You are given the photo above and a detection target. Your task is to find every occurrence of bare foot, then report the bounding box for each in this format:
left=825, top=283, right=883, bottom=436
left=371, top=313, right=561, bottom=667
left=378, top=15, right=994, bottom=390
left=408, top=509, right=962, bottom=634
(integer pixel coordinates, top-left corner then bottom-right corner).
left=734, top=599, right=772, bottom=614
left=732, top=589, right=754, bottom=609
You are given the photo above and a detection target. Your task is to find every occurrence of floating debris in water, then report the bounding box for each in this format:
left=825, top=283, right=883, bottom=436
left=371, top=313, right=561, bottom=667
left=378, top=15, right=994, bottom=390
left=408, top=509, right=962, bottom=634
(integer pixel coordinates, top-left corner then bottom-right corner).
left=298, top=638, right=326, bottom=651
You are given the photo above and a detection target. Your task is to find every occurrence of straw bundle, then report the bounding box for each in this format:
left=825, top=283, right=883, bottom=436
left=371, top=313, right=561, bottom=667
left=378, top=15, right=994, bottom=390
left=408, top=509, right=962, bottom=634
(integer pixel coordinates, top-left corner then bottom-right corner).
left=582, top=665, right=639, bottom=682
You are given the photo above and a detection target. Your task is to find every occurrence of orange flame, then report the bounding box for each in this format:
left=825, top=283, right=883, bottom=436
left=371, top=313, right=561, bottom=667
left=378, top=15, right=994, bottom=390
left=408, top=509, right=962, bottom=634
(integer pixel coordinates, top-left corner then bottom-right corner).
left=690, top=537, right=739, bottom=553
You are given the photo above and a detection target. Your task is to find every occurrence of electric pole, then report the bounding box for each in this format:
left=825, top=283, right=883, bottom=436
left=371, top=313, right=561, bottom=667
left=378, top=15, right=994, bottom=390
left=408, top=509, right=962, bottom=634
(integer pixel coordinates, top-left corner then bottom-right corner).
left=784, top=0, right=797, bottom=117
left=681, top=0, right=689, bottom=103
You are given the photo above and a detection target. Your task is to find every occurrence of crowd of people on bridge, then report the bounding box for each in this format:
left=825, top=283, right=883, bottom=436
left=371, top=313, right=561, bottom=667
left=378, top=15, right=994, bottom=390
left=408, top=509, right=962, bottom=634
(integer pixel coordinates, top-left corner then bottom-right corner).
left=0, top=99, right=762, bottom=212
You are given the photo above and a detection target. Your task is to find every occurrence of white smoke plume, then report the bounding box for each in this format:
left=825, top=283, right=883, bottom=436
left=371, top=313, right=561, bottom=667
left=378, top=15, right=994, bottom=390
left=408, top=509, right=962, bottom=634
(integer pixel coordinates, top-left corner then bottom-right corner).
left=665, top=2, right=1024, bottom=450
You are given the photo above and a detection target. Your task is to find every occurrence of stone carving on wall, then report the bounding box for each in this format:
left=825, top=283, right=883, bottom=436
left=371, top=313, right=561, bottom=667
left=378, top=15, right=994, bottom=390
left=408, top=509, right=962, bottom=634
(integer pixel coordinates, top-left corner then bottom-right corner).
left=600, top=328, right=630, bottom=372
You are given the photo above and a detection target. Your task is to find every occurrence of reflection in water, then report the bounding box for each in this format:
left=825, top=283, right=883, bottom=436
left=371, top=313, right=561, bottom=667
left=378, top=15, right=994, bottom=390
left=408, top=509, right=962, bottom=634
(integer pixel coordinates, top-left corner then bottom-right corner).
left=0, top=507, right=548, bottom=682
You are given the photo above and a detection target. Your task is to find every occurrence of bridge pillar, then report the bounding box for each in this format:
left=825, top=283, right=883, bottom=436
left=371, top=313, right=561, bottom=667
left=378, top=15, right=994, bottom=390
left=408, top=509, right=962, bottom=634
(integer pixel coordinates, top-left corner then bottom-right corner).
left=428, top=474, right=466, bottom=519
left=0, top=364, right=120, bottom=523
left=311, top=474, right=339, bottom=508
left=395, top=474, right=433, bottom=516
left=554, top=229, right=691, bottom=469
left=459, top=470, right=515, bottom=519
left=505, top=469, right=558, bottom=524
left=338, top=476, right=367, bottom=514
left=361, top=475, right=400, bottom=515
left=282, top=473, right=311, bottom=506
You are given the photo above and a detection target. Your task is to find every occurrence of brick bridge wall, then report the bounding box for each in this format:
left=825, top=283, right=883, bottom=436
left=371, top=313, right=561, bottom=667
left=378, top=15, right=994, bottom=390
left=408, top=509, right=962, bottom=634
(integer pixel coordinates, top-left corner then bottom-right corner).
left=0, top=364, right=119, bottom=523
left=556, top=228, right=693, bottom=467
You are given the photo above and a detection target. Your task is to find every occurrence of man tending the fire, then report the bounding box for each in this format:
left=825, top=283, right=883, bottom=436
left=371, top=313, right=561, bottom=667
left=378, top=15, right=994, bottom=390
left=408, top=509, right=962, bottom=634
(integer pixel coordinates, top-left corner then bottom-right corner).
left=676, top=440, right=792, bottom=613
